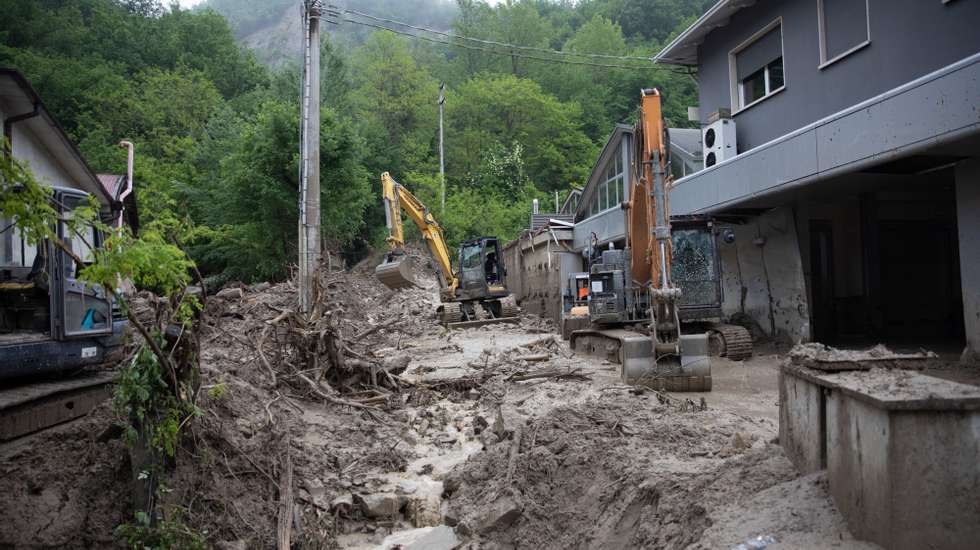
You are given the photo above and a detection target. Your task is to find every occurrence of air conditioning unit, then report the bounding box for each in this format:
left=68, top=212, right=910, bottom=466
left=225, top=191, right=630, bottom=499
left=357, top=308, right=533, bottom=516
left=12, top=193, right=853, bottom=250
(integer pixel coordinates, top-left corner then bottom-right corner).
left=702, top=117, right=736, bottom=168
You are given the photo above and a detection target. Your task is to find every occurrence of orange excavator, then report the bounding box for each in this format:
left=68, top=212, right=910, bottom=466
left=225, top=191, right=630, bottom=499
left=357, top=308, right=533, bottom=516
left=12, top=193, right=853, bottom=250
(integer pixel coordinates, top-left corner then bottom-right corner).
left=570, top=89, right=712, bottom=391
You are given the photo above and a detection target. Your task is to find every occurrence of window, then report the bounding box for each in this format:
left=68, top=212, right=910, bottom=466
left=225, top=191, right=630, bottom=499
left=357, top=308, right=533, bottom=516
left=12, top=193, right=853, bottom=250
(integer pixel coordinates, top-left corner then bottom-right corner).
left=740, top=57, right=784, bottom=106
left=460, top=244, right=482, bottom=270
left=818, top=0, right=870, bottom=67
left=729, top=20, right=785, bottom=111
left=586, top=145, right=625, bottom=219
left=0, top=217, right=38, bottom=269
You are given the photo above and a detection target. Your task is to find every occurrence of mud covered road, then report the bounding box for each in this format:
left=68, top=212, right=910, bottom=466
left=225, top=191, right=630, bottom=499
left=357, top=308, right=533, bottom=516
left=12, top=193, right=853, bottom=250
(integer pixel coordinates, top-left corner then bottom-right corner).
left=0, top=258, right=881, bottom=549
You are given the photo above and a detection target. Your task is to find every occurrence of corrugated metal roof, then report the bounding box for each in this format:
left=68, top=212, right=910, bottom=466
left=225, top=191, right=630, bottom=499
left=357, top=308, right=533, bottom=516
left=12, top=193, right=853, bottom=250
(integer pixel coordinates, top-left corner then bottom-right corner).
left=97, top=174, right=124, bottom=198
left=530, top=213, right=575, bottom=231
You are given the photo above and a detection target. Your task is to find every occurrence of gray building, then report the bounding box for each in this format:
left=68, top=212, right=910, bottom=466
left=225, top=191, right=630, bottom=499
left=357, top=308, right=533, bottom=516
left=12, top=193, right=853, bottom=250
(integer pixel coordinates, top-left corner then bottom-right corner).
left=654, top=0, right=980, bottom=358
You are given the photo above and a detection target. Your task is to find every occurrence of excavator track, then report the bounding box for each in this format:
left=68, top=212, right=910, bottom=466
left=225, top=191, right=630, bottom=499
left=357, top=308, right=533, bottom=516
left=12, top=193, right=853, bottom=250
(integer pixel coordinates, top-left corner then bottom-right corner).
left=708, top=323, right=753, bottom=361
left=439, top=302, right=464, bottom=325
left=500, top=296, right=520, bottom=319
left=0, top=370, right=115, bottom=441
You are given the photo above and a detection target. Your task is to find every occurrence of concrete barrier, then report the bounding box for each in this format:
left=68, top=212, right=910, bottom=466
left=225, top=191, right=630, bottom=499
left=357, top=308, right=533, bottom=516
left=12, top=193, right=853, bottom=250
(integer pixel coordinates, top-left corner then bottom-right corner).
left=780, top=364, right=980, bottom=550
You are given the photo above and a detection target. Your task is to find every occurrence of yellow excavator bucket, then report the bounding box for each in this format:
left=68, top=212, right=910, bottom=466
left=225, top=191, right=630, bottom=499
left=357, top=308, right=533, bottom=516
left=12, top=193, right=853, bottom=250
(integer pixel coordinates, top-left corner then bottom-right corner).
left=375, top=254, right=417, bottom=289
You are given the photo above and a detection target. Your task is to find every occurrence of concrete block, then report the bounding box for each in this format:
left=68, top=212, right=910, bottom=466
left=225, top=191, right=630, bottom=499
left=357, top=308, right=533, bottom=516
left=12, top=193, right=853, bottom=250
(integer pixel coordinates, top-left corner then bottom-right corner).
left=778, top=367, right=826, bottom=474
left=782, top=364, right=980, bottom=550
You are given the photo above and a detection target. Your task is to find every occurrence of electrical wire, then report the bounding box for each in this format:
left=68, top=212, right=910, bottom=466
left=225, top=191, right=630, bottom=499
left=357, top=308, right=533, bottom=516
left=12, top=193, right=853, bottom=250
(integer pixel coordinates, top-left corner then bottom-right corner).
left=338, top=16, right=691, bottom=74
left=339, top=6, right=658, bottom=63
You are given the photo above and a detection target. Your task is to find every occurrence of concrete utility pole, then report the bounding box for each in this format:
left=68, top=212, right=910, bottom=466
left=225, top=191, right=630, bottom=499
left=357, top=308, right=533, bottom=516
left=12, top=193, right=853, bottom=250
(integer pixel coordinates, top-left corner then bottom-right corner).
left=298, top=0, right=322, bottom=312
left=438, top=83, right=446, bottom=213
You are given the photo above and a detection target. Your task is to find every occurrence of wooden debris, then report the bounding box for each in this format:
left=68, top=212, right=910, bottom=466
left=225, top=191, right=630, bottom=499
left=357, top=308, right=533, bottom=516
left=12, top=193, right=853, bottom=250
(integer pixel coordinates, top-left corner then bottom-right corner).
left=276, top=448, right=293, bottom=550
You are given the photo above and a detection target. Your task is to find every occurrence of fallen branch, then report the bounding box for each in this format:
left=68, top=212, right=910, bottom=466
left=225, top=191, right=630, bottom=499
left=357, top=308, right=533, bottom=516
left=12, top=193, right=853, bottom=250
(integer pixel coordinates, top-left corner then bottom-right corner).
left=257, top=326, right=277, bottom=386
left=514, top=353, right=550, bottom=363
left=295, top=373, right=384, bottom=419
left=276, top=447, right=293, bottom=550
left=506, top=424, right=523, bottom=483
left=507, top=367, right=590, bottom=382
left=354, top=317, right=402, bottom=340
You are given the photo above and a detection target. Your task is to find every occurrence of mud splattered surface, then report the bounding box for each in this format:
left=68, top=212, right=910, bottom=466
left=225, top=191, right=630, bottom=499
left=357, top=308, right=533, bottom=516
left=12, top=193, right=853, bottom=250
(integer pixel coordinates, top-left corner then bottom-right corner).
left=0, top=252, right=892, bottom=549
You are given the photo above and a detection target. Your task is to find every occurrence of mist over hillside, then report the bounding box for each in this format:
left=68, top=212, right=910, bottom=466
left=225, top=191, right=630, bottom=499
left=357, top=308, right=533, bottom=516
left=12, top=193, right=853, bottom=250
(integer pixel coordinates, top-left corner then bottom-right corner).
left=200, top=0, right=458, bottom=65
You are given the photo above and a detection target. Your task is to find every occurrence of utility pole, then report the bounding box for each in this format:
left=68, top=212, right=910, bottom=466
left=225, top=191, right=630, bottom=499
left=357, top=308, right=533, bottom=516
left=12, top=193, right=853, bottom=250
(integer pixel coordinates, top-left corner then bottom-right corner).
left=438, top=82, right=446, bottom=213
left=298, top=0, right=321, bottom=313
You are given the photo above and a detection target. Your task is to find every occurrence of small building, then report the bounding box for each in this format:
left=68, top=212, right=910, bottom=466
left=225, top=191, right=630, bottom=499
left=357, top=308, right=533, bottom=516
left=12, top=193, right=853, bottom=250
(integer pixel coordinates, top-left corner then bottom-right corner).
left=655, top=0, right=980, bottom=358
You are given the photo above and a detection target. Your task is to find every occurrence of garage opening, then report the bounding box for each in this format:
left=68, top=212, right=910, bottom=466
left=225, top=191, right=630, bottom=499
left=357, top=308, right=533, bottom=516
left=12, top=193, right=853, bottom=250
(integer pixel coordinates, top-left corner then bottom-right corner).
left=799, top=168, right=965, bottom=352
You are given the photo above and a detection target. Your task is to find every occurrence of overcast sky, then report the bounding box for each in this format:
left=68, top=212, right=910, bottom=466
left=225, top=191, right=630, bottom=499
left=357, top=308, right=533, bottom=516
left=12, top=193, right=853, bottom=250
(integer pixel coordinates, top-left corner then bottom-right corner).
left=176, top=0, right=503, bottom=7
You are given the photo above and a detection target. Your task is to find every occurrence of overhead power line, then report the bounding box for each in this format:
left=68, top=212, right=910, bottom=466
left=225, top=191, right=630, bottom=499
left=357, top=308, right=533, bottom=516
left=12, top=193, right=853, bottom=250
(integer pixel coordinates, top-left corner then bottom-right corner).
left=341, top=7, right=657, bottom=63
left=335, top=11, right=692, bottom=74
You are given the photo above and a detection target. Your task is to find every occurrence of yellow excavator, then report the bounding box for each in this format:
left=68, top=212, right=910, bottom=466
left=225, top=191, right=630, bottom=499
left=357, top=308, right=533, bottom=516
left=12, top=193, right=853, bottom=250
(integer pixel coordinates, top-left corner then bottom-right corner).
left=570, top=89, right=712, bottom=391
left=374, top=172, right=520, bottom=328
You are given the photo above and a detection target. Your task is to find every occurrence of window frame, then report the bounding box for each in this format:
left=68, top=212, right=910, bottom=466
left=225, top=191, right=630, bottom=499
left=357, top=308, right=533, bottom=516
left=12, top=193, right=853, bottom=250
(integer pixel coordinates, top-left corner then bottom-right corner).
left=583, top=142, right=627, bottom=222
left=817, top=0, right=871, bottom=70
left=728, top=18, right=786, bottom=115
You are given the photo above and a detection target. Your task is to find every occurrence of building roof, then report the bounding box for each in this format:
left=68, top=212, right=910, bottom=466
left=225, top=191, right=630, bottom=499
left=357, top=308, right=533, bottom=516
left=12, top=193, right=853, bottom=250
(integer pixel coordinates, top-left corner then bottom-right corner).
left=654, top=0, right=757, bottom=66
left=0, top=68, right=113, bottom=206
left=97, top=173, right=125, bottom=198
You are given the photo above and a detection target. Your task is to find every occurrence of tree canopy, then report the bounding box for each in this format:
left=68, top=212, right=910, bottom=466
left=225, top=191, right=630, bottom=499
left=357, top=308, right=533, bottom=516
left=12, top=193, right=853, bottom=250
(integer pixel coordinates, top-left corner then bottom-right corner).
left=1, top=0, right=705, bottom=282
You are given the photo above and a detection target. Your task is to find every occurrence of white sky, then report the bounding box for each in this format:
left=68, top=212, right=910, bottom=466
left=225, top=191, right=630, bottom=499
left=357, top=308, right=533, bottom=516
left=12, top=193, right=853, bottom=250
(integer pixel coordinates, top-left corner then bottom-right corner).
left=176, top=0, right=503, bottom=6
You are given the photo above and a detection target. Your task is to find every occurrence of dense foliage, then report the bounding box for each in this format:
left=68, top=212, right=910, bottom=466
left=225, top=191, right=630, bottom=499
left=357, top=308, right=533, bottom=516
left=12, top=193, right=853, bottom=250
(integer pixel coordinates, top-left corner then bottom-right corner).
left=1, top=0, right=705, bottom=283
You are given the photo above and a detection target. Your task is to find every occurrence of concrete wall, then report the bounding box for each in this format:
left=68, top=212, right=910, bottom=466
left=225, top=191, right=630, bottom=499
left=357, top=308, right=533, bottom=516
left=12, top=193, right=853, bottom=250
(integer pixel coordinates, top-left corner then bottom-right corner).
left=698, top=0, right=980, bottom=152
left=717, top=207, right=810, bottom=343
left=826, top=389, right=980, bottom=550
left=501, top=230, right=581, bottom=325
left=782, top=365, right=980, bottom=550
left=956, top=161, right=980, bottom=362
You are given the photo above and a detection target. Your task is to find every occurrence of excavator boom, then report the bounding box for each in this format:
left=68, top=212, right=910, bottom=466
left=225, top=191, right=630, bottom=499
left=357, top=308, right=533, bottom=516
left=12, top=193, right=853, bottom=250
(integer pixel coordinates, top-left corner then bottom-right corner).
left=376, top=172, right=458, bottom=292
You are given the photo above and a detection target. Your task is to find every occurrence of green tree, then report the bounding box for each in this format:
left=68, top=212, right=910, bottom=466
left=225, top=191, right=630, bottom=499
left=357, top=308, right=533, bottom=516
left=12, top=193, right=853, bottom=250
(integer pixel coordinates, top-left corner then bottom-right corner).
left=191, top=100, right=371, bottom=283
left=448, top=74, right=596, bottom=193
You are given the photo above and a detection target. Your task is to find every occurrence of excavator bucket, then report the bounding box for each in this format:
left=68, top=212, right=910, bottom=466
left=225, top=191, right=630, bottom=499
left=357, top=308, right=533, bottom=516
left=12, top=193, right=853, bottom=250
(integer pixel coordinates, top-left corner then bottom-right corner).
left=375, top=255, right=417, bottom=290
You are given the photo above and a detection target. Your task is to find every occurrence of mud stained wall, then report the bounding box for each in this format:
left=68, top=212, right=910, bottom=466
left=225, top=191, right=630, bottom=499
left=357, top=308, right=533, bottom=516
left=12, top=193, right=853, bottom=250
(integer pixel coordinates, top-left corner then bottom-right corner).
left=956, top=160, right=980, bottom=360
left=502, top=230, right=580, bottom=325
left=717, top=207, right=810, bottom=343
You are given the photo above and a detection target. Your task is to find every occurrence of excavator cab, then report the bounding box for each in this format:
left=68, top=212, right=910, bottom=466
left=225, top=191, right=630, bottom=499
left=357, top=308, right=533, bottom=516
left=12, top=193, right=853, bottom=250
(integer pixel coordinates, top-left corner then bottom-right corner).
left=456, top=237, right=507, bottom=301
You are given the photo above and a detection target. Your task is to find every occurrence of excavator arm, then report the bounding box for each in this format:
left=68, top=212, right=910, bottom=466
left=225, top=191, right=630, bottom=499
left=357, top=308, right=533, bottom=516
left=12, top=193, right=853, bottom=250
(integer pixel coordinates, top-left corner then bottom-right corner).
left=629, top=88, right=673, bottom=289
left=377, top=172, right=458, bottom=293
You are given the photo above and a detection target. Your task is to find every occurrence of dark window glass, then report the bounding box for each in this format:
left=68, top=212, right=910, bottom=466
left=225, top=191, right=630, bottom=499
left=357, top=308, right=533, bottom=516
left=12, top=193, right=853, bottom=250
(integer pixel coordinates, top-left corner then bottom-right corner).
left=768, top=57, right=784, bottom=89
left=741, top=67, right=767, bottom=105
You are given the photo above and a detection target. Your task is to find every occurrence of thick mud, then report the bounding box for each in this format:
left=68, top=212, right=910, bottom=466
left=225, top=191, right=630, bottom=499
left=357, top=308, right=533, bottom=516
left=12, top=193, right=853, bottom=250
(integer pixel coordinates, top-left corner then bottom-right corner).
left=0, top=251, right=896, bottom=549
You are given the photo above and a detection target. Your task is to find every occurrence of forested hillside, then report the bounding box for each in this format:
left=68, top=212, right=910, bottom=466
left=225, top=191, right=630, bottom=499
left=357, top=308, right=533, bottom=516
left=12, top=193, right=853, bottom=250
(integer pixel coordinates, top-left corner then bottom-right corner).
left=0, top=0, right=707, bottom=285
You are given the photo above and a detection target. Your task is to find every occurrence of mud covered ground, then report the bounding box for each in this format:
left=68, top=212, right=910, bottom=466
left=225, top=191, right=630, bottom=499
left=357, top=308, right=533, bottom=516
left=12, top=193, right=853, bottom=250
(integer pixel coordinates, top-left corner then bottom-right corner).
left=5, top=251, right=973, bottom=548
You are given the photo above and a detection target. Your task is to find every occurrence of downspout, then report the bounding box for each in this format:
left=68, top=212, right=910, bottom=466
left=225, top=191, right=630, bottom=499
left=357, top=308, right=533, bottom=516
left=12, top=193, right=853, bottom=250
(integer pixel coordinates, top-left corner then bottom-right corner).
left=117, top=141, right=134, bottom=229
left=3, top=102, right=41, bottom=160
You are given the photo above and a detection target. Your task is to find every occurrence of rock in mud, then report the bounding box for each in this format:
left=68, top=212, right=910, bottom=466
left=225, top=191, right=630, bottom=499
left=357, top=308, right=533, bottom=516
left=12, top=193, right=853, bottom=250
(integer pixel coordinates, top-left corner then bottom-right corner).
left=476, top=492, right=524, bottom=534
left=331, top=493, right=354, bottom=516
left=382, top=354, right=411, bottom=374
left=215, top=287, right=243, bottom=300
left=355, top=492, right=403, bottom=518
left=378, top=525, right=459, bottom=550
